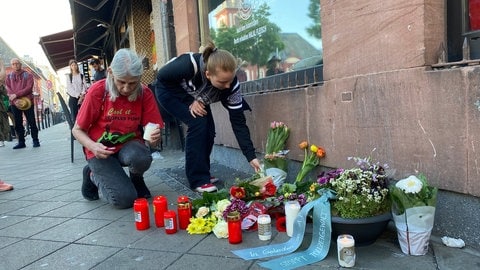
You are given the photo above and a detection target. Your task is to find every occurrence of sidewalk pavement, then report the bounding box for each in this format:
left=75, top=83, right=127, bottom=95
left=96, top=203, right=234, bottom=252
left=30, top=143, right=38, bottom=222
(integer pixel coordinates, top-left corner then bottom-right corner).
left=1, top=123, right=479, bottom=270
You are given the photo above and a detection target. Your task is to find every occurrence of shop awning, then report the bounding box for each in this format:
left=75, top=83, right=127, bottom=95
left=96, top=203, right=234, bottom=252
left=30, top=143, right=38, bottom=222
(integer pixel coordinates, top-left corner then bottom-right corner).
left=70, top=0, right=120, bottom=62
left=39, top=29, right=75, bottom=71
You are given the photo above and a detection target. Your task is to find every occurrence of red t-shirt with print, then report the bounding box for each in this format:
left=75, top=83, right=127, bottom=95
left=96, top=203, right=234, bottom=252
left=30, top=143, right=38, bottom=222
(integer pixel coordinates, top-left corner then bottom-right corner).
left=76, top=81, right=164, bottom=160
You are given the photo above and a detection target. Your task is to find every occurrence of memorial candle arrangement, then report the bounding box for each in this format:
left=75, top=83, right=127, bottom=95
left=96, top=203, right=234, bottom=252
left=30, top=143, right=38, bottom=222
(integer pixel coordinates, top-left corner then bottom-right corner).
left=133, top=198, right=150, bottom=230
left=285, top=200, right=301, bottom=237
left=177, top=195, right=192, bottom=230
left=227, top=211, right=242, bottom=244
left=164, top=210, right=178, bottom=234
left=153, top=195, right=168, bottom=227
left=337, top=234, right=355, bottom=267
left=257, top=214, right=272, bottom=241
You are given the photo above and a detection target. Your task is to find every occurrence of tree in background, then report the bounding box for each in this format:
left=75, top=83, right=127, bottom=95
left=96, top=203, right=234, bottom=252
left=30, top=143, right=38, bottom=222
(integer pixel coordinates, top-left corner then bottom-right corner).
left=212, top=3, right=284, bottom=72
left=306, top=0, right=321, bottom=40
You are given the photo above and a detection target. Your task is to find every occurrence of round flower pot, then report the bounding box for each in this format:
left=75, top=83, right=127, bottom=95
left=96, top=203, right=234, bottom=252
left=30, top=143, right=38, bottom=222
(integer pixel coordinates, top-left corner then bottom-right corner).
left=331, top=212, right=392, bottom=246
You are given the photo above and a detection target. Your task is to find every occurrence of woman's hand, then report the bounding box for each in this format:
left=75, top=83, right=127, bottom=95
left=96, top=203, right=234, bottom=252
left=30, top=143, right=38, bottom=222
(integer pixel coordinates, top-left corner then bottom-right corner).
left=91, top=143, right=116, bottom=159
left=189, top=100, right=207, bottom=118
left=146, top=125, right=162, bottom=148
left=249, top=158, right=261, bottom=173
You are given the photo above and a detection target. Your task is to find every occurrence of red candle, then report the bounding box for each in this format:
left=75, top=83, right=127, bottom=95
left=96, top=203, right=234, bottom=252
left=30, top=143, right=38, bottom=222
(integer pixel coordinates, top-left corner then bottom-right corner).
left=177, top=195, right=192, bottom=230
left=133, top=198, right=150, bottom=230
left=164, top=210, right=177, bottom=234
left=153, top=196, right=168, bottom=227
left=227, top=211, right=242, bottom=244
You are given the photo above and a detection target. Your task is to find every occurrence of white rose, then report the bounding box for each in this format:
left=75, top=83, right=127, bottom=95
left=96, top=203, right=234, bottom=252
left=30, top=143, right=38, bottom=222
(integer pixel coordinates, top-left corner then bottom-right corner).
left=216, top=199, right=231, bottom=213
left=195, top=206, right=210, bottom=218
left=212, top=220, right=228, bottom=238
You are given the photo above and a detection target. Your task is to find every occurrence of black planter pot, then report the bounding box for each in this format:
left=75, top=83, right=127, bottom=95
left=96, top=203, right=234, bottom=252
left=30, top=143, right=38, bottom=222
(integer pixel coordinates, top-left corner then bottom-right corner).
left=331, top=212, right=392, bottom=246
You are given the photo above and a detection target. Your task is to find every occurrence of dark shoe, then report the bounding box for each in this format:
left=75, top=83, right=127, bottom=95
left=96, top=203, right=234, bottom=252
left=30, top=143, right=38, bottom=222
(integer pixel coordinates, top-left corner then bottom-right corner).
left=13, top=143, right=26, bottom=149
left=132, top=176, right=151, bottom=199
left=82, top=165, right=99, bottom=201
left=33, top=141, right=40, bottom=147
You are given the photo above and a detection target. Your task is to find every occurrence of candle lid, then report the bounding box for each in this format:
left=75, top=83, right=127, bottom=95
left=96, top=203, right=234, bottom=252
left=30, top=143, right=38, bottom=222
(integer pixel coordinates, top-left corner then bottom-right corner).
left=177, top=195, right=189, bottom=203
left=227, top=211, right=241, bottom=221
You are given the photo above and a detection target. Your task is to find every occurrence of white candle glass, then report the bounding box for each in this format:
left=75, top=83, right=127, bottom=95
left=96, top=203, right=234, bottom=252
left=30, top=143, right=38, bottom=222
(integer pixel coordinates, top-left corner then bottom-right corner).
left=143, top=122, right=157, bottom=141
left=337, top=234, right=356, bottom=267
left=285, top=200, right=301, bottom=237
left=257, top=214, right=272, bottom=240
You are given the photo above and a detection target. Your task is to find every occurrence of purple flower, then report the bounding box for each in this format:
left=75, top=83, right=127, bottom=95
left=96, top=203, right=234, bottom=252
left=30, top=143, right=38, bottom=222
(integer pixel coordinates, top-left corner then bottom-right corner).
left=223, top=198, right=248, bottom=220
left=317, top=168, right=344, bottom=185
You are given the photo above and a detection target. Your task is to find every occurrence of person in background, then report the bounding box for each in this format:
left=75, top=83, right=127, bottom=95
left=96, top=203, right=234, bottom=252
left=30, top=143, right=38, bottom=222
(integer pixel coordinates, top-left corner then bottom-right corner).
left=0, top=59, right=13, bottom=191
left=236, top=60, right=248, bottom=82
left=5, top=58, right=40, bottom=149
left=66, top=59, right=87, bottom=120
left=265, top=55, right=284, bottom=77
left=90, top=58, right=107, bottom=82
left=72, top=49, right=164, bottom=209
left=155, top=41, right=261, bottom=193
left=0, top=57, right=11, bottom=147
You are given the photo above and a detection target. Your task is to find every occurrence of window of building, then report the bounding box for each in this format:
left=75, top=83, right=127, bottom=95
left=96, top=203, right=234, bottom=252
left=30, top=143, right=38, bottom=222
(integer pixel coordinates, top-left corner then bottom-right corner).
left=447, top=0, right=480, bottom=62
left=204, top=0, right=322, bottom=89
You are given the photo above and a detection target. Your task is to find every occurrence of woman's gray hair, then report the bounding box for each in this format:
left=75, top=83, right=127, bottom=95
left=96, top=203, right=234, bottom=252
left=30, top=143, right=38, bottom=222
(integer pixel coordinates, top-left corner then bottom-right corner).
left=105, top=48, right=144, bottom=102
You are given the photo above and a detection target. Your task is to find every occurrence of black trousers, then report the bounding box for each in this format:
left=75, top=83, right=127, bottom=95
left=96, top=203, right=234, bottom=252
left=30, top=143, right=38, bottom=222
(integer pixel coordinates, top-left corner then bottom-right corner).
left=11, top=104, right=38, bottom=143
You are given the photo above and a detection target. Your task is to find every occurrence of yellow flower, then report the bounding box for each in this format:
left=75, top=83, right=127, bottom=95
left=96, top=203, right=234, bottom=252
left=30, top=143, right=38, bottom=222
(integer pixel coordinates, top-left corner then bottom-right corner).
left=186, top=214, right=217, bottom=234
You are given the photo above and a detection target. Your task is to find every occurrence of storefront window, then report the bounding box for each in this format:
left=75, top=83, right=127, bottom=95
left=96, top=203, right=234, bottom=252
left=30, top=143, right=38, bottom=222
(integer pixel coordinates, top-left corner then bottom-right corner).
left=208, top=0, right=322, bottom=81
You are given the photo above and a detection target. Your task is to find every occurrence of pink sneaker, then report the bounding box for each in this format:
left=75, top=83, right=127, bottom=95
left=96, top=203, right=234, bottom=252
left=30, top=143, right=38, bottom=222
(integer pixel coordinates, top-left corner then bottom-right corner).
left=0, top=180, right=13, bottom=192
left=195, top=183, right=218, bottom=193
left=210, top=176, right=219, bottom=183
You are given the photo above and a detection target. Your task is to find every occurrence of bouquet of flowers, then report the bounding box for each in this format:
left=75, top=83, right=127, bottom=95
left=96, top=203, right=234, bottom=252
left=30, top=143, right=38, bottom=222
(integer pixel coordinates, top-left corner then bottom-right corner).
left=295, top=141, right=326, bottom=183
left=188, top=191, right=230, bottom=236
left=390, top=174, right=438, bottom=255
left=264, top=121, right=290, bottom=187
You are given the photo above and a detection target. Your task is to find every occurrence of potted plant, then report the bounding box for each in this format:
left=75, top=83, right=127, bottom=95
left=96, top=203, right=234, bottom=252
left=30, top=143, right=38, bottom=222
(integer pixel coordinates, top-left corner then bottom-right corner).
left=317, top=156, right=392, bottom=245
left=389, top=174, right=438, bottom=255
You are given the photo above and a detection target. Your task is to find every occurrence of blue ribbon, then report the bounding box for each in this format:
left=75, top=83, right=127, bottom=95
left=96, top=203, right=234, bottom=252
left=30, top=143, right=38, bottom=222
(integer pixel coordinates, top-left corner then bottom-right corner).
left=232, top=191, right=334, bottom=267
left=258, top=192, right=332, bottom=269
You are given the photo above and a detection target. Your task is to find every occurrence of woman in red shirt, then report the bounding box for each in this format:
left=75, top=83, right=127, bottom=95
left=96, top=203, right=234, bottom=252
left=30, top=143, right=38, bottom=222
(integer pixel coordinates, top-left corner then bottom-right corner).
left=72, top=49, right=164, bottom=209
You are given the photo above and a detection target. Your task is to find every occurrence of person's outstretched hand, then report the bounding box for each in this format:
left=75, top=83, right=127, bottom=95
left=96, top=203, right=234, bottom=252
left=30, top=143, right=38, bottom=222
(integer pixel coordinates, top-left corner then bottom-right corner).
left=249, top=158, right=261, bottom=173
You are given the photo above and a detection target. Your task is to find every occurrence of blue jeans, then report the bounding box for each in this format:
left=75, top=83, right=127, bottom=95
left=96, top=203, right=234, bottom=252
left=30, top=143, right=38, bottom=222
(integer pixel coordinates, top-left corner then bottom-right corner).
left=156, top=88, right=215, bottom=189
left=87, top=140, right=152, bottom=209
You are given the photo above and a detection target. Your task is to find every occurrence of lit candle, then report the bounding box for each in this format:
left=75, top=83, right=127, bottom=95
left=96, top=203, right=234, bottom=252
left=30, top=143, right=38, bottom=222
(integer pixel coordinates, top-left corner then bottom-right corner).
left=285, top=200, right=301, bottom=237
left=337, top=234, right=355, bottom=267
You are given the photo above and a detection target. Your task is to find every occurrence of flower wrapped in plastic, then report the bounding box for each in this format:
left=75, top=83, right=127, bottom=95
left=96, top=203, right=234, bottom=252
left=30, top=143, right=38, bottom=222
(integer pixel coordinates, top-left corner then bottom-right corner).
left=295, top=141, right=326, bottom=183
left=264, top=121, right=290, bottom=187
left=390, top=174, right=438, bottom=255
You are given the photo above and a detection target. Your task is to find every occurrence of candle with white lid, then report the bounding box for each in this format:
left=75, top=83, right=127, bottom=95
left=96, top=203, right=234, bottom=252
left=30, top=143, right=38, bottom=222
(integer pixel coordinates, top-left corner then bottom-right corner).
left=284, top=200, right=301, bottom=237
left=337, top=234, right=356, bottom=267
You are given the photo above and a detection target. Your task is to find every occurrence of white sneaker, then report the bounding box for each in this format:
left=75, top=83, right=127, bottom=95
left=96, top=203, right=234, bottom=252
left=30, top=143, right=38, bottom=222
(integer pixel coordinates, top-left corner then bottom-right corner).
left=195, top=183, right=218, bottom=193
left=0, top=141, right=4, bottom=147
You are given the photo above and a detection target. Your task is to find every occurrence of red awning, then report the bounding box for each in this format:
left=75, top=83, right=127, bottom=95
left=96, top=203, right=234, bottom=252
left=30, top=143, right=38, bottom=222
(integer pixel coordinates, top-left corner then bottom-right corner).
left=39, top=29, right=74, bottom=71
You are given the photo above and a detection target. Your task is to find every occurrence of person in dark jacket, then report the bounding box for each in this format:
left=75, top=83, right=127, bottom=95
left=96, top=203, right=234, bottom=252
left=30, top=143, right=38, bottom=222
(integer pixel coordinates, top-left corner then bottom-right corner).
left=155, top=41, right=261, bottom=193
